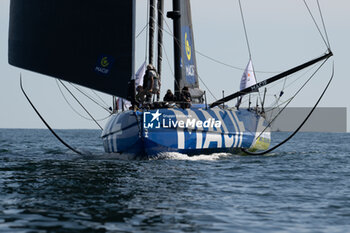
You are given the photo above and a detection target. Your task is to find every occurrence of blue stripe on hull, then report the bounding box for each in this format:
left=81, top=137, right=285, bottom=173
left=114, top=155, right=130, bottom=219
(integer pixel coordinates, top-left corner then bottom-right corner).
left=101, top=108, right=269, bottom=159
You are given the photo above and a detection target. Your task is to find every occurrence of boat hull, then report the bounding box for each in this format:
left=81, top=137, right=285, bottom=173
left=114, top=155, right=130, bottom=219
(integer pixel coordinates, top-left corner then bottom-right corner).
left=101, top=108, right=270, bottom=159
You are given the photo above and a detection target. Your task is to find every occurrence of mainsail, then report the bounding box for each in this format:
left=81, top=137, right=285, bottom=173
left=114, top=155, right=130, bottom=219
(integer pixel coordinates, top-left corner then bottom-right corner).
left=180, top=0, right=204, bottom=102
left=8, top=0, right=136, bottom=100
left=168, top=0, right=204, bottom=102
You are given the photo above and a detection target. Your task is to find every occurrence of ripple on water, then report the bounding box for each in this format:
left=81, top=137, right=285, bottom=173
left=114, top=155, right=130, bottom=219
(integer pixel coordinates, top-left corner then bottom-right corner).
left=0, top=130, right=350, bottom=232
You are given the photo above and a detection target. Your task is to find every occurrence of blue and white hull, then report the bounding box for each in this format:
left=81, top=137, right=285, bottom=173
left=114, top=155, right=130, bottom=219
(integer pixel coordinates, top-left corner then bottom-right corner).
left=101, top=108, right=271, bottom=159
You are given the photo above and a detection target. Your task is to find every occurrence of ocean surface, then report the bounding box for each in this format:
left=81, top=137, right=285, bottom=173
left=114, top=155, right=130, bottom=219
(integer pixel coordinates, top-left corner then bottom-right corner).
left=0, top=129, right=349, bottom=232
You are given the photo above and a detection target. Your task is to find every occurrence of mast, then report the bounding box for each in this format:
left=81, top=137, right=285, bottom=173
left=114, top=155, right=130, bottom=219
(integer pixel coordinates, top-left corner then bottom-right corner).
left=167, top=0, right=182, bottom=99
left=148, top=0, right=156, bottom=65
left=157, top=0, right=164, bottom=82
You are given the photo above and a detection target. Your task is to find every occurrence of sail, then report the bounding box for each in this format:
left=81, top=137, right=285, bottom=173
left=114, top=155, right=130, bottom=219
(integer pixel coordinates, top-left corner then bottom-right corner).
left=179, top=0, right=203, bottom=101
left=116, top=98, right=132, bottom=111
left=114, top=62, right=146, bottom=111
left=135, top=62, right=147, bottom=87
left=8, top=0, right=136, bottom=100
left=240, top=59, right=257, bottom=90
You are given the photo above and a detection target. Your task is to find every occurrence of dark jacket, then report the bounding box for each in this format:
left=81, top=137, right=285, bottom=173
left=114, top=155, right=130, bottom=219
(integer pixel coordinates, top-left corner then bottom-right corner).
left=180, top=90, right=191, bottom=108
left=163, top=93, right=175, bottom=102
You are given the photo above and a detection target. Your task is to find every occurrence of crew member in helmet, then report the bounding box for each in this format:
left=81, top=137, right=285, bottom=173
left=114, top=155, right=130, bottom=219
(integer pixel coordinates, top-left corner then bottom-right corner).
left=180, top=86, right=191, bottom=109
left=142, top=64, right=159, bottom=102
left=163, top=89, right=176, bottom=102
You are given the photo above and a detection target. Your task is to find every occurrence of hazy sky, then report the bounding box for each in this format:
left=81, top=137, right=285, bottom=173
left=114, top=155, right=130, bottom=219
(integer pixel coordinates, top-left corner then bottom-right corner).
left=1, top=0, right=349, bottom=130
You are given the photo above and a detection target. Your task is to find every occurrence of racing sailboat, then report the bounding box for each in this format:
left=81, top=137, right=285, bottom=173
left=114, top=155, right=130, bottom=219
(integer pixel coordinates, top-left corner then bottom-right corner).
left=8, top=0, right=332, bottom=158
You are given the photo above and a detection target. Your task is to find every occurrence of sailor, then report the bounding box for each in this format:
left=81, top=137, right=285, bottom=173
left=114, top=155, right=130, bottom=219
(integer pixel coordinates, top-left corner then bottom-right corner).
left=142, top=64, right=158, bottom=102
left=163, top=89, right=176, bottom=102
left=180, top=86, right=191, bottom=109
left=152, top=71, right=161, bottom=101
left=135, top=85, right=145, bottom=106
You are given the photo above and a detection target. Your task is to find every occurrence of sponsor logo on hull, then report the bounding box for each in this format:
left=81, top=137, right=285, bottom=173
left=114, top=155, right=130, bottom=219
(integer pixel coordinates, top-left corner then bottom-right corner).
left=143, top=109, right=252, bottom=150
left=143, top=110, right=222, bottom=129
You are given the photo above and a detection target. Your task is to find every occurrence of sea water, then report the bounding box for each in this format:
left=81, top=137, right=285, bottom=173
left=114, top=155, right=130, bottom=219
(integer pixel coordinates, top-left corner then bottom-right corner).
left=0, top=129, right=349, bottom=232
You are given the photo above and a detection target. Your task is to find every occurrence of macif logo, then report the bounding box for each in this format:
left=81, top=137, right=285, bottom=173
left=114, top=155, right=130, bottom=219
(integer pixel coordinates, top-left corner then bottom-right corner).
left=182, top=26, right=196, bottom=84
left=95, top=55, right=115, bottom=75
left=100, top=57, right=110, bottom=68
left=185, top=32, right=192, bottom=61
left=144, top=110, right=162, bottom=129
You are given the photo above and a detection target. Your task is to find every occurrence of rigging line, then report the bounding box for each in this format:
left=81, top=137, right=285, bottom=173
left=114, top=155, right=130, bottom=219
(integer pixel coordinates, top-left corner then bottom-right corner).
left=258, top=58, right=328, bottom=139
left=153, top=12, right=198, bottom=99
left=281, top=75, right=288, bottom=92
left=237, top=0, right=264, bottom=111
left=90, top=89, right=109, bottom=109
left=161, top=39, right=180, bottom=90
left=69, top=83, right=111, bottom=113
left=283, top=65, right=317, bottom=90
left=195, top=50, right=281, bottom=74
left=254, top=58, right=329, bottom=143
left=317, top=0, right=331, bottom=49
left=58, top=80, right=103, bottom=130
left=20, top=75, right=83, bottom=155
left=159, top=8, right=254, bottom=100
left=157, top=11, right=218, bottom=99
left=238, top=0, right=252, bottom=59
left=264, top=61, right=319, bottom=102
left=268, top=93, right=289, bottom=110
left=161, top=26, right=281, bottom=74
left=264, top=97, right=293, bottom=113
left=159, top=10, right=184, bottom=58
left=266, top=63, right=317, bottom=92
left=157, top=7, right=174, bottom=40
left=266, top=95, right=294, bottom=119
left=161, top=42, right=174, bottom=76
left=73, top=84, right=109, bottom=109
left=249, top=59, right=264, bottom=110
left=162, top=41, right=216, bottom=101
left=210, top=51, right=332, bottom=108
left=161, top=9, right=178, bottom=38
left=197, top=73, right=218, bottom=100
left=246, top=60, right=322, bottom=139
left=150, top=8, right=180, bottom=91
left=56, top=81, right=111, bottom=122
left=243, top=61, right=334, bottom=156
left=302, top=0, right=329, bottom=49
left=195, top=50, right=246, bottom=71
left=196, top=72, right=218, bottom=100
left=157, top=10, right=216, bottom=99
left=161, top=6, right=255, bottom=101
left=161, top=6, right=281, bottom=79
left=145, top=0, right=150, bottom=62
left=136, top=23, right=148, bottom=39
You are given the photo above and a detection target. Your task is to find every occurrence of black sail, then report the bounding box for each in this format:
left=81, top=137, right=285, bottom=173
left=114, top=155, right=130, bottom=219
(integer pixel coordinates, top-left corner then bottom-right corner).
left=8, top=0, right=135, bottom=100
left=179, top=0, right=203, bottom=102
